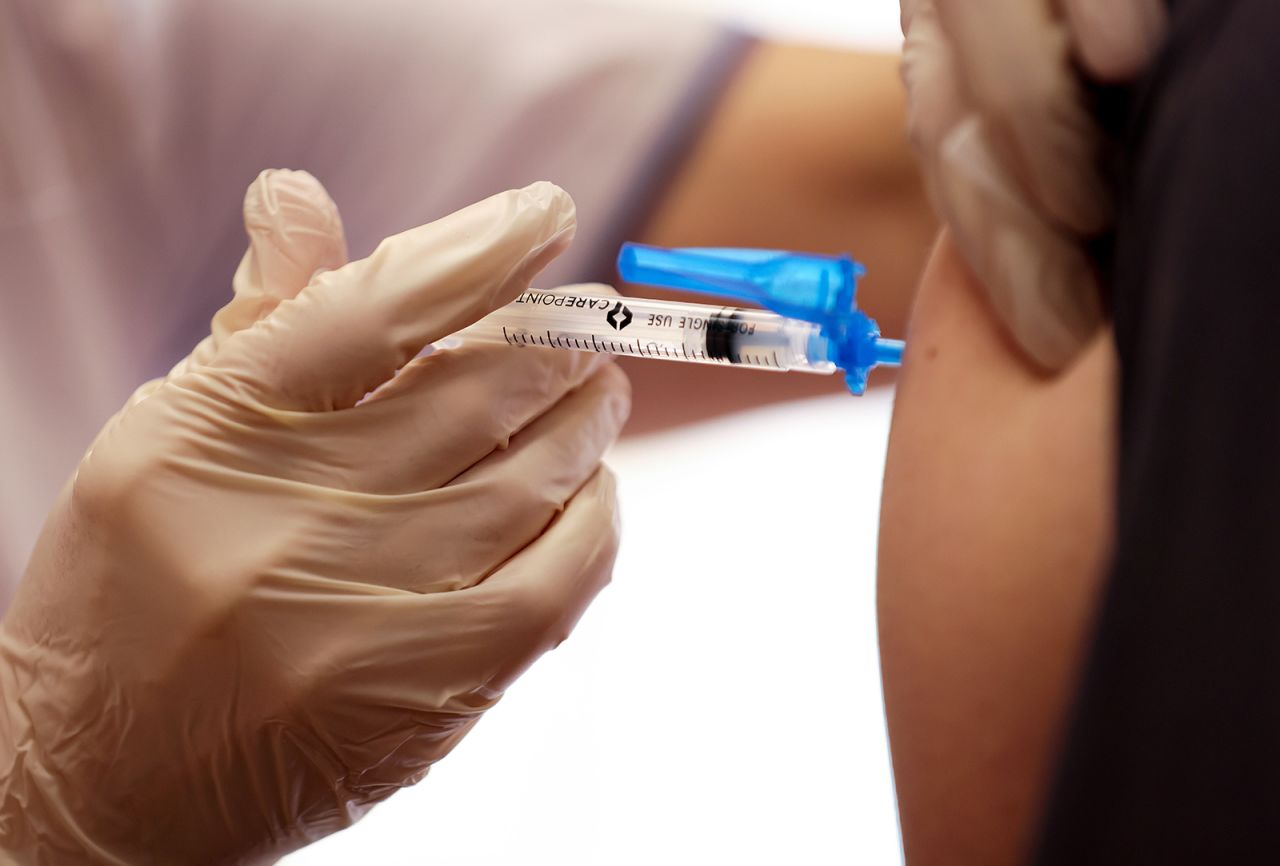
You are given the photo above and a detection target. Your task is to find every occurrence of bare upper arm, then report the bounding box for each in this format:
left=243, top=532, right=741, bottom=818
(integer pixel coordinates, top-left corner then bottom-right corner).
left=877, top=233, right=1114, bottom=866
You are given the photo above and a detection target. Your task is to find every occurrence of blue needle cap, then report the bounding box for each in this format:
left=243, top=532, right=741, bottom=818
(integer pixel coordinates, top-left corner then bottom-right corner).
left=617, top=243, right=903, bottom=394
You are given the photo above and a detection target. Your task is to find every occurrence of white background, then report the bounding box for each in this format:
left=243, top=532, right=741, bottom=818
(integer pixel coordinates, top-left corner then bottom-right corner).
left=284, top=2, right=903, bottom=863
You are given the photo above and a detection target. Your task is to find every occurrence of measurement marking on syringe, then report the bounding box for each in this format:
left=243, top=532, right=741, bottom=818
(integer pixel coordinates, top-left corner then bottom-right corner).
left=493, top=330, right=793, bottom=369
left=451, top=281, right=897, bottom=387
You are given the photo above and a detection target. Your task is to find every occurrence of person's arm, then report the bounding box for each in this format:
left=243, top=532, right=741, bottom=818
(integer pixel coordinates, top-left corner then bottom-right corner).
left=626, top=44, right=937, bottom=433
left=877, top=233, right=1115, bottom=866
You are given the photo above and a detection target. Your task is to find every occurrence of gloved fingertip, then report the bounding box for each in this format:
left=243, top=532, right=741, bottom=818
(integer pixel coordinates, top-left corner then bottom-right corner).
left=244, top=169, right=348, bottom=271
left=571, top=466, right=622, bottom=551
left=1066, top=0, right=1168, bottom=81
left=211, top=171, right=351, bottom=349
left=933, top=137, right=1104, bottom=372
left=1021, top=307, right=1102, bottom=373
left=900, top=3, right=969, bottom=164
left=990, top=231, right=1105, bottom=372
left=517, top=181, right=578, bottom=251
left=245, top=169, right=332, bottom=225
left=586, top=465, right=622, bottom=538
left=596, top=363, right=634, bottom=429
left=521, top=179, right=575, bottom=218
left=238, top=170, right=348, bottom=302
left=900, top=0, right=926, bottom=36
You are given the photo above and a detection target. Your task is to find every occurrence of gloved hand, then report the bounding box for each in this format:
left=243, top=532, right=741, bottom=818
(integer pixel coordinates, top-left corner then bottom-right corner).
left=900, top=0, right=1166, bottom=370
left=0, top=171, right=630, bottom=865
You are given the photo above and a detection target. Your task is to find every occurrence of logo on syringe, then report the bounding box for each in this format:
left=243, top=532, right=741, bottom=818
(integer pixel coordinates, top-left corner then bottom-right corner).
left=606, top=302, right=634, bottom=331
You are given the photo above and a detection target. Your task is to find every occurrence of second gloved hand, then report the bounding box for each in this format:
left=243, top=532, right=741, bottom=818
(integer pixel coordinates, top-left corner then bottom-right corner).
left=900, top=0, right=1166, bottom=370
left=0, top=173, right=629, bottom=864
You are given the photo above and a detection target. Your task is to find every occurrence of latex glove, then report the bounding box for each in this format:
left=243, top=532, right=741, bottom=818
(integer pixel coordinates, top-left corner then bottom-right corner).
left=900, top=0, right=1166, bottom=369
left=0, top=171, right=630, bottom=865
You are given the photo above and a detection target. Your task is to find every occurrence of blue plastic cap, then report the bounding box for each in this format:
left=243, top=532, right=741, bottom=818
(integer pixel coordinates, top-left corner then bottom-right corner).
left=617, top=243, right=901, bottom=395
left=617, top=244, right=865, bottom=323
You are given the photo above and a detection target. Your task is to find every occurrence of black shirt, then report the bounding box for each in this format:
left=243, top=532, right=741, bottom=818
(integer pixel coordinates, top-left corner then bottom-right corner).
left=1034, top=1, right=1280, bottom=862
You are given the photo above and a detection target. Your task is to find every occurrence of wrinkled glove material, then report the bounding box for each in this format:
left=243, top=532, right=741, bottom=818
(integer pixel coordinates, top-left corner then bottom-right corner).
left=901, top=0, right=1166, bottom=369
left=0, top=171, right=630, bottom=865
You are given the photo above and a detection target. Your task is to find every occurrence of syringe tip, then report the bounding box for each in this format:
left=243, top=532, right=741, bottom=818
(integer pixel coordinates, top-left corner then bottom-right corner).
left=874, top=338, right=905, bottom=367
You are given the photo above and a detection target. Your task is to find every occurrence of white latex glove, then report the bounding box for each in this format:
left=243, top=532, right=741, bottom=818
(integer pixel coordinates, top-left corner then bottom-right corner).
left=0, top=171, right=629, bottom=865
left=900, top=0, right=1166, bottom=369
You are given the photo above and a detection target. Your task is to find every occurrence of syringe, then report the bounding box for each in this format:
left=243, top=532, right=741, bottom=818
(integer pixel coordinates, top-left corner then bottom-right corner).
left=459, top=288, right=855, bottom=374
left=457, top=244, right=904, bottom=394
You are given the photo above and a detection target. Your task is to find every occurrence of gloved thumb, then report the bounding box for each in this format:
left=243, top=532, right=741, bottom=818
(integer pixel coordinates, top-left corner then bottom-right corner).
left=125, top=170, right=347, bottom=409
left=211, top=182, right=577, bottom=413
left=195, top=169, right=349, bottom=368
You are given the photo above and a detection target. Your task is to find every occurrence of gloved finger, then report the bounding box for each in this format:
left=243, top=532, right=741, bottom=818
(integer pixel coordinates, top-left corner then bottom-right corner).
left=213, top=464, right=620, bottom=798
left=900, top=0, right=926, bottom=34
left=935, top=118, right=1105, bottom=369
left=1064, top=0, right=1168, bottom=81
left=933, top=0, right=1110, bottom=235
left=180, top=343, right=610, bottom=496
left=128, top=170, right=347, bottom=409
left=300, top=363, right=629, bottom=595
left=350, top=353, right=614, bottom=496
left=348, top=469, right=621, bottom=791
left=190, top=169, right=348, bottom=371
left=211, top=182, right=577, bottom=412
left=901, top=1, right=970, bottom=170
left=425, top=363, right=628, bottom=590
left=202, top=283, right=621, bottom=494
left=218, top=171, right=349, bottom=347
left=469, top=465, right=621, bottom=695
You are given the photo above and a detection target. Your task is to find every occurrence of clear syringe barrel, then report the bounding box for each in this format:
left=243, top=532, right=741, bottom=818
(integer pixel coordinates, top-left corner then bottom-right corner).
left=455, top=288, right=837, bottom=376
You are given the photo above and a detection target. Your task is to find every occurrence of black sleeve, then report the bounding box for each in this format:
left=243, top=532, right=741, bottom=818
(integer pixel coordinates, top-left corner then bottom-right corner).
left=1032, top=1, right=1280, bottom=863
